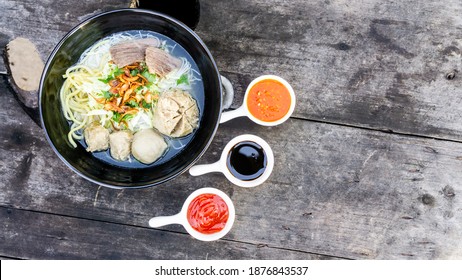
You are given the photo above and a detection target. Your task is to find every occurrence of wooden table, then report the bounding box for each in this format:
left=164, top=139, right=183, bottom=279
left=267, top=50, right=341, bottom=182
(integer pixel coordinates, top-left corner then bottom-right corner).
left=1, top=0, right=461, bottom=260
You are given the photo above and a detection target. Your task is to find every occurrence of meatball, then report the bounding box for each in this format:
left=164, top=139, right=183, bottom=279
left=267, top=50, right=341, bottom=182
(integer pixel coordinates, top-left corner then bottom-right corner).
left=109, top=130, right=133, bottom=161
left=84, top=122, right=109, bottom=152
left=131, top=129, right=167, bottom=164
left=152, top=89, right=199, bottom=137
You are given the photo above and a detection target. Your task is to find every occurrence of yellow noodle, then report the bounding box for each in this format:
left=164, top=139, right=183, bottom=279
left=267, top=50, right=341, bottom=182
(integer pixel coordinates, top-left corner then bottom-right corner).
left=61, top=61, right=106, bottom=146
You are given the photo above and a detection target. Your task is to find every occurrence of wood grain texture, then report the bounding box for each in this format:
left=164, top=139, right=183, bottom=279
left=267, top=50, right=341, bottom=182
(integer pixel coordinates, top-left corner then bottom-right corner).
left=1, top=78, right=462, bottom=259
left=0, top=79, right=336, bottom=260
left=2, top=0, right=462, bottom=260
left=0, top=34, right=8, bottom=74
left=196, top=0, right=462, bottom=141
left=0, top=207, right=331, bottom=260
left=1, top=0, right=462, bottom=141
left=0, top=0, right=130, bottom=73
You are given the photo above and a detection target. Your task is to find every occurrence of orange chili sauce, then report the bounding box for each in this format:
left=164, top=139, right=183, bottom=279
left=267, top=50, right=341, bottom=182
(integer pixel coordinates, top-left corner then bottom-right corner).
left=246, top=79, right=291, bottom=122
left=187, top=193, right=229, bottom=234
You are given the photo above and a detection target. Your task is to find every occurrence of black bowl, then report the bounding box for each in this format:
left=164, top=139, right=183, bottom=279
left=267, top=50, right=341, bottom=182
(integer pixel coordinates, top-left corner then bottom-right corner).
left=39, top=9, right=222, bottom=188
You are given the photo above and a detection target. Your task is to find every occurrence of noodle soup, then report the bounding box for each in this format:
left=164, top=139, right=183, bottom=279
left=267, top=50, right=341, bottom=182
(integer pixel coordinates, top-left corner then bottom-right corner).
left=60, top=30, right=204, bottom=168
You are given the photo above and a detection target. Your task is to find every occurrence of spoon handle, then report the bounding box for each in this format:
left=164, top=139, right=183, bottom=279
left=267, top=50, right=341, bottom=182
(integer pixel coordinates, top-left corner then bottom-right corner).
left=220, top=105, right=247, bottom=124
left=221, top=75, right=234, bottom=110
left=189, top=161, right=223, bottom=176
left=149, top=213, right=183, bottom=228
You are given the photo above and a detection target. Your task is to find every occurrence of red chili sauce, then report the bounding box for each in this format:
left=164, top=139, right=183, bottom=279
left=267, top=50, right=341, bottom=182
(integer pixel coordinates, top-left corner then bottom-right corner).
left=187, top=193, right=229, bottom=234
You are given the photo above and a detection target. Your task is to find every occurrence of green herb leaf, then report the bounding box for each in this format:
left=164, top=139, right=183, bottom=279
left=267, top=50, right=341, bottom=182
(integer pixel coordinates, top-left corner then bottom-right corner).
left=99, top=67, right=124, bottom=84
left=113, top=67, right=124, bottom=77
left=130, top=69, right=139, bottom=76
left=99, top=77, right=112, bottom=83
left=126, top=100, right=139, bottom=108
left=141, top=70, right=156, bottom=83
left=122, top=114, right=135, bottom=122
left=103, top=91, right=113, bottom=100
left=135, top=86, right=143, bottom=94
left=177, top=74, right=189, bottom=85
left=112, top=112, right=122, bottom=123
left=141, top=99, right=152, bottom=109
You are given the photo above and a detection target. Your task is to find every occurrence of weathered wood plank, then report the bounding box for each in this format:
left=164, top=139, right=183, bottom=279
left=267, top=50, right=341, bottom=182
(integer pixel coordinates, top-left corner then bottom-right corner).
left=196, top=0, right=462, bottom=141
left=2, top=0, right=462, bottom=260
left=2, top=0, right=462, bottom=141
left=192, top=120, right=462, bottom=260
left=0, top=33, right=8, bottom=74
left=0, top=207, right=332, bottom=260
left=1, top=78, right=462, bottom=259
left=0, top=0, right=130, bottom=71
left=0, top=79, right=337, bottom=260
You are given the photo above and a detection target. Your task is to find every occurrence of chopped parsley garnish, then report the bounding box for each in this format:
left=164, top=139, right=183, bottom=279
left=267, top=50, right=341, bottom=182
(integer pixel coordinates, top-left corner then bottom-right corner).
left=130, top=69, right=139, bottom=76
left=126, top=100, right=139, bottom=108
left=141, top=69, right=157, bottom=83
left=177, top=74, right=189, bottom=85
left=141, top=99, right=152, bottom=109
left=113, top=67, right=124, bottom=77
left=99, top=67, right=124, bottom=83
left=112, top=112, right=122, bottom=123
left=103, top=91, right=113, bottom=100
left=122, top=114, right=134, bottom=122
left=135, top=86, right=143, bottom=94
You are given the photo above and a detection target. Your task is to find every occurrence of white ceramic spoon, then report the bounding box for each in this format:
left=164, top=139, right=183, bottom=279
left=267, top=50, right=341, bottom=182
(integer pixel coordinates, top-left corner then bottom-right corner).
left=148, top=187, right=235, bottom=241
left=220, top=75, right=296, bottom=125
left=189, top=134, right=274, bottom=188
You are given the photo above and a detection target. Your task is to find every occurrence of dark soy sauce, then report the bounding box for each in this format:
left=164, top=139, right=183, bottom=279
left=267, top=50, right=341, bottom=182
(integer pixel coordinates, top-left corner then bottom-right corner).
left=226, top=141, right=267, bottom=181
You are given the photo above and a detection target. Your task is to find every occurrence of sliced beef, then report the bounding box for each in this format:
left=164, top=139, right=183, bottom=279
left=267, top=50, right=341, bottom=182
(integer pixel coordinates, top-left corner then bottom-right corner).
left=109, top=38, right=160, bottom=68
left=145, top=47, right=181, bottom=77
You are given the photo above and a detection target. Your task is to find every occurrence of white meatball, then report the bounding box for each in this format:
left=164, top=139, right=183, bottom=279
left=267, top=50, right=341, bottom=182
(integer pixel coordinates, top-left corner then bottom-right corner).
left=131, top=129, right=167, bottom=164
left=109, top=131, right=133, bottom=161
left=84, top=122, right=109, bottom=152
